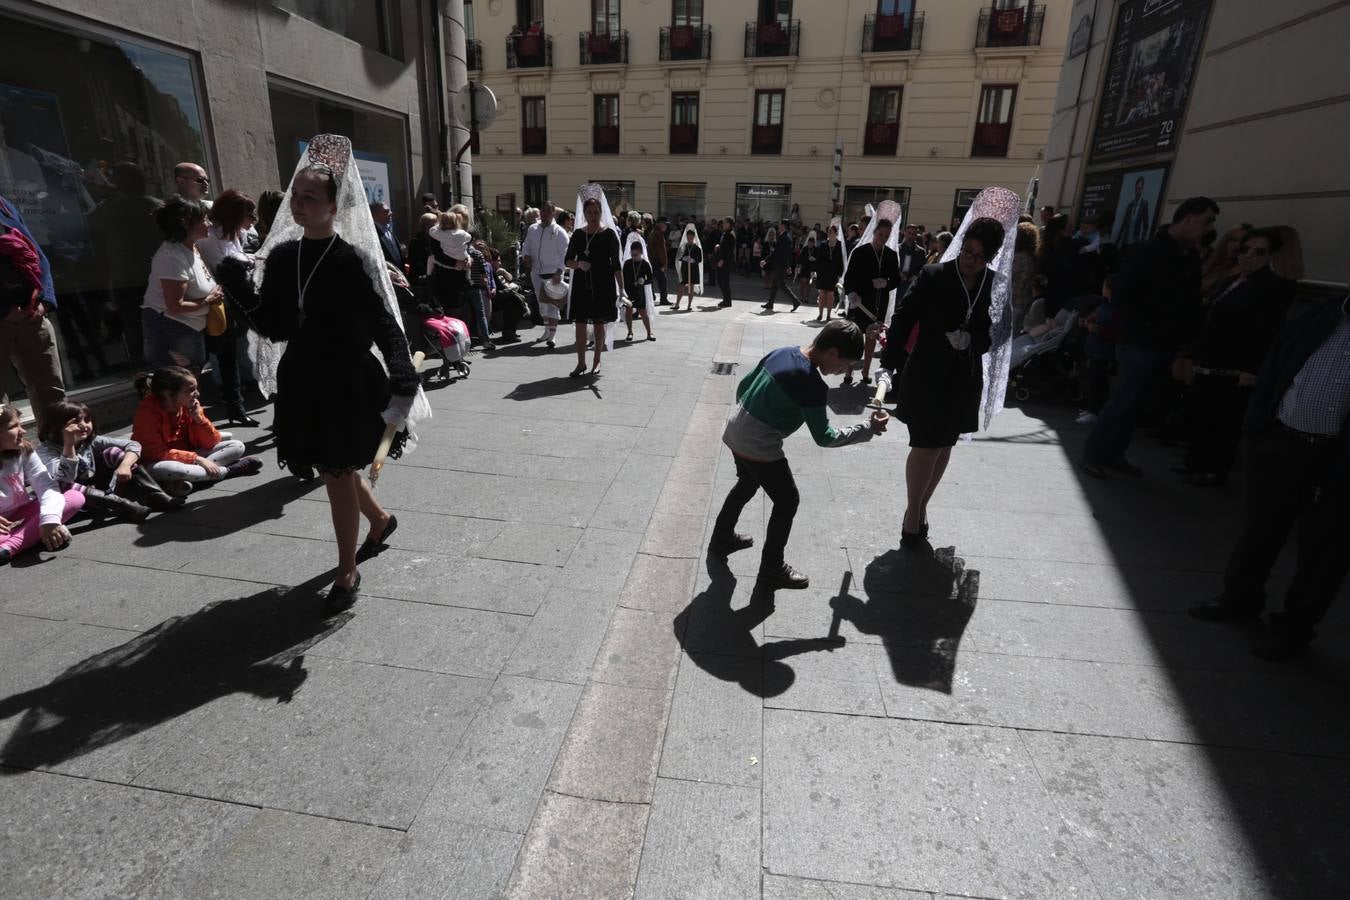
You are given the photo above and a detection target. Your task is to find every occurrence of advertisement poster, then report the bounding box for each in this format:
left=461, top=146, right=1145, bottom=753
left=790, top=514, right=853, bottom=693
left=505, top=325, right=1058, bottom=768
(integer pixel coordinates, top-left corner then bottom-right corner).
left=1110, top=164, right=1169, bottom=248
left=0, top=83, right=92, bottom=258
left=297, top=140, right=390, bottom=207
left=1090, top=0, right=1212, bottom=162
left=1077, top=171, right=1122, bottom=228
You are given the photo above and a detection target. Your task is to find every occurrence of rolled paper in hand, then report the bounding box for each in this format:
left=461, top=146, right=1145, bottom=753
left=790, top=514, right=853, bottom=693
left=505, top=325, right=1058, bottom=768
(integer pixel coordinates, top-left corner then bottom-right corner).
left=370, top=351, right=425, bottom=485
left=869, top=377, right=888, bottom=411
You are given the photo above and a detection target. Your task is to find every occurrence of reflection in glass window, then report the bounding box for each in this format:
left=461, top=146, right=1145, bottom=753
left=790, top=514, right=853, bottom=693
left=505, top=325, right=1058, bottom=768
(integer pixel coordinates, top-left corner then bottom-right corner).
left=0, top=13, right=208, bottom=391
left=272, top=0, right=400, bottom=58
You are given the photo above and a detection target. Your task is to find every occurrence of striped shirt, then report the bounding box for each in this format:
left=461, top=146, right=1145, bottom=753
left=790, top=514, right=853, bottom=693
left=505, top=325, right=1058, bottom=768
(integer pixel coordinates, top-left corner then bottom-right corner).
left=1277, top=299, right=1350, bottom=436
left=723, top=346, right=874, bottom=461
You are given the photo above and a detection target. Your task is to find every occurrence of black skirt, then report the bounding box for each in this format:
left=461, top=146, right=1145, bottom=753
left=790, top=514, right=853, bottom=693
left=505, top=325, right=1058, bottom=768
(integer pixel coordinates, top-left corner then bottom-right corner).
left=276, top=338, right=391, bottom=472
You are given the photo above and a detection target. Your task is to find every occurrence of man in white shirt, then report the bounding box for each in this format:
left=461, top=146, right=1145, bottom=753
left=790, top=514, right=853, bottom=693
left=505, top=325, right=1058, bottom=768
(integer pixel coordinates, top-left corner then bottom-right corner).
left=520, top=201, right=570, bottom=340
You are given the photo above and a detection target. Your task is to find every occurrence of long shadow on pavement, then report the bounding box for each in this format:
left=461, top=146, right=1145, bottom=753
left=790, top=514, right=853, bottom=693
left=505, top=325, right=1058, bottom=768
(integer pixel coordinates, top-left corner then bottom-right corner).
left=830, top=547, right=980, bottom=694
left=673, top=554, right=844, bottom=698
left=130, top=475, right=323, bottom=545
left=0, top=570, right=349, bottom=774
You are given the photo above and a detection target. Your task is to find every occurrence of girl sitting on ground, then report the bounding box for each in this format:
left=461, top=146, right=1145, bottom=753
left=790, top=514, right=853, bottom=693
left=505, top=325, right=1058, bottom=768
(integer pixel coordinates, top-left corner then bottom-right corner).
left=1, top=404, right=84, bottom=565
left=37, top=399, right=184, bottom=522
left=131, top=366, right=262, bottom=496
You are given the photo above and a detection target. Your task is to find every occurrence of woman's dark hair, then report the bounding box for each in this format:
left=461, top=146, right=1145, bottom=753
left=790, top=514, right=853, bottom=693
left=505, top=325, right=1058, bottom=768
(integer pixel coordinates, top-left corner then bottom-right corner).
left=965, top=217, right=1007, bottom=260
left=813, top=319, right=865, bottom=362
left=874, top=218, right=894, bottom=232
left=1241, top=227, right=1285, bottom=255
left=1172, top=196, right=1220, bottom=223
left=297, top=164, right=338, bottom=202
left=0, top=405, right=31, bottom=460
left=209, top=189, right=257, bottom=238
left=256, top=189, right=285, bottom=238
left=154, top=195, right=207, bottom=243
left=134, top=366, right=196, bottom=403
left=582, top=197, right=601, bottom=214
left=38, top=399, right=96, bottom=448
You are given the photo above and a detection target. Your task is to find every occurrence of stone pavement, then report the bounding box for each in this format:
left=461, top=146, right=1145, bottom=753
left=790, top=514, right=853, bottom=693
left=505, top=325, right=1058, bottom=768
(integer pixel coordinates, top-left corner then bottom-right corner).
left=2, top=291, right=1348, bottom=898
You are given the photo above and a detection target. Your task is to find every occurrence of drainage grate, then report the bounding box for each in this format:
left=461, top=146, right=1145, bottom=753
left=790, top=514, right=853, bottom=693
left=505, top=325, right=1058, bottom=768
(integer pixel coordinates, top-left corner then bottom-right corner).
left=710, top=362, right=737, bottom=376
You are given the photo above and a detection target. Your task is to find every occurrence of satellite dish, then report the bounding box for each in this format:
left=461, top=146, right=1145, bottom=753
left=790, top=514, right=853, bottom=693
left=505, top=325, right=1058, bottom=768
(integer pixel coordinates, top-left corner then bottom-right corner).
left=454, top=82, right=498, bottom=131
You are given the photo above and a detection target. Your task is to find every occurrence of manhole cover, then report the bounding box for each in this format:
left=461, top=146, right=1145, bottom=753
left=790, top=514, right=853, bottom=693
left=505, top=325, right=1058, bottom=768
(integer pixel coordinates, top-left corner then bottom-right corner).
left=711, top=362, right=736, bottom=375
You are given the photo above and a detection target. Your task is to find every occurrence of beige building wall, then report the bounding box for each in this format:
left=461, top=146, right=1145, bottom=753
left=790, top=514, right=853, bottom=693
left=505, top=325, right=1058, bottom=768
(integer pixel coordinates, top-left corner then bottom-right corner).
left=467, top=0, right=1071, bottom=231
left=1041, top=0, right=1349, bottom=283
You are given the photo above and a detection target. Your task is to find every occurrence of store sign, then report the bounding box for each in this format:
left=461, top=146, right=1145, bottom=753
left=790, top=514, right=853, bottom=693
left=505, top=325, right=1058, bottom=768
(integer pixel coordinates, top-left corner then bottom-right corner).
left=1090, top=0, right=1212, bottom=163
left=740, top=183, right=790, bottom=199
left=298, top=139, right=391, bottom=206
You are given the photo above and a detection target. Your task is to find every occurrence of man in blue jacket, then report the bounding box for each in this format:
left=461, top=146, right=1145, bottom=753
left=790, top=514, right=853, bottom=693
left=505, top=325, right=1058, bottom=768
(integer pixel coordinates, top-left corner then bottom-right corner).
left=1190, top=273, right=1350, bottom=660
left=0, top=194, right=64, bottom=430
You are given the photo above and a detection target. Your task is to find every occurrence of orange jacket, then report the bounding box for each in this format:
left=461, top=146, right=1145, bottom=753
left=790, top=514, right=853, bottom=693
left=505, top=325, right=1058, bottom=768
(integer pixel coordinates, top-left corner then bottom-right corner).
left=131, top=395, right=222, bottom=464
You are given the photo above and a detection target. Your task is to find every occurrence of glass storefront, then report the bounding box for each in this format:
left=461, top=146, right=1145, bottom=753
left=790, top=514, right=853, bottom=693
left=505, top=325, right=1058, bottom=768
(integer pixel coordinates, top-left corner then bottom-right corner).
left=735, top=182, right=791, bottom=223
left=843, top=186, right=910, bottom=228
left=658, top=182, right=705, bottom=222
left=0, top=11, right=209, bottom=397
left=592, top=180, right=636, bottom=218
left=268, top=82, right=411, bottom=240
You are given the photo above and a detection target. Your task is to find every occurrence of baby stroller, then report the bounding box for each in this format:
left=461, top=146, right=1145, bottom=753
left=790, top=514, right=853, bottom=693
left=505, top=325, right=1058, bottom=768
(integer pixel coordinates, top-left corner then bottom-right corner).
left=1007, top=307, right=1080, bottom=403
left=392, top=273, right=472, bottom=383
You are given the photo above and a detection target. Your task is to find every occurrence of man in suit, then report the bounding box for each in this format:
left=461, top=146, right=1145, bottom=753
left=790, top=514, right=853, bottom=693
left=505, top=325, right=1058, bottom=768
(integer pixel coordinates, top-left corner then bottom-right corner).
left=1115, top=177, right=1152, bottom=247
left=897, top=224, right=928, bottom=287
left=715, top=217, right=737, bottom=308
left=371, top=202, right=403, bottom=268
left=1190, top=273, right=1350, bottom=660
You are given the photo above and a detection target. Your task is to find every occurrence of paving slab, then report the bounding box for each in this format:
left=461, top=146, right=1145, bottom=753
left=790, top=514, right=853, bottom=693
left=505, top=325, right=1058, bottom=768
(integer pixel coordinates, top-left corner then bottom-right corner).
left=368, top=820, right=522, bottom=900
left=618, top=552, right=698, bottom=613
left=475, top=522, right=583, bottom=566
left=659, top=652, right=763, bottom=787
left=505, top=790, right=649, bottom=900
left=763, top=709, right=1096, bottom=898
left=501, top=587, right=618, bottom=684
left=763, top=874, right=935, bottom=899
left=547, top=680, right=671, bottom=804
left=634, top=777, right=761, bottom=900
left=592, top=606, right=685, bottom=692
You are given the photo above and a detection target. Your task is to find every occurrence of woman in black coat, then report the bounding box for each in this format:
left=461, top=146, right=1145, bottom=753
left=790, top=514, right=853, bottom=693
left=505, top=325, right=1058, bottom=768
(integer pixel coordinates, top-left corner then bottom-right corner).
left=882, top=217, right=1006, bottom=547
left=813, top=224, right=846, bottom=321
left=1180, top=227, right=1296, bottom=485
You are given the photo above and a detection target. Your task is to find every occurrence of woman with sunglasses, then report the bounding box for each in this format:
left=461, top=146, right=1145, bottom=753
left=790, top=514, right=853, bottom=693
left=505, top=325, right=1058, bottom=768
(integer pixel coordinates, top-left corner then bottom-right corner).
left=1179, top=227, right=1299, bottom=486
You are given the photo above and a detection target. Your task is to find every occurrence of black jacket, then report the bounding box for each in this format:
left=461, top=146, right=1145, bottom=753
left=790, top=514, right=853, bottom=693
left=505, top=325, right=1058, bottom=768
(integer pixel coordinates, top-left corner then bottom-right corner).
left=1193, top=267, right=1295, bottom=373
left=1114, top=229, right=1204, bottom=353
left=715, top=231, right=737, bottom=267
left=897, top=242, right=927, bottom=280
left=814, top=242, right=846, bottom=287
left=1245, top=296, right=1350, bottom=474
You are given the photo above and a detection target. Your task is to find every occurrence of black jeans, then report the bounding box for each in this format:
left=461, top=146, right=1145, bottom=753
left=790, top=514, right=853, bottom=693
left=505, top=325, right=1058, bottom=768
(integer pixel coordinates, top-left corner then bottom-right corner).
left=717, top=265, right=732, bottom=304
left=1222, top=428, right=1350, bottom=633
left=713, top=454, right=799, bottom=572
left=205, top=328, right=245, bottom=409
left=1184, top=374, right=1250, bottom=478
left=652, top=265, right=668, bottom=303
left=764, top=269, right=796, bottom=305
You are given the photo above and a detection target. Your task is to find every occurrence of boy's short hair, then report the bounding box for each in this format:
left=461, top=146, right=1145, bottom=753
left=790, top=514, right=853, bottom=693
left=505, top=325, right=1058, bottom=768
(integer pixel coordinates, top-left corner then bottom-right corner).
left=812, top=319, right=865, bottom=362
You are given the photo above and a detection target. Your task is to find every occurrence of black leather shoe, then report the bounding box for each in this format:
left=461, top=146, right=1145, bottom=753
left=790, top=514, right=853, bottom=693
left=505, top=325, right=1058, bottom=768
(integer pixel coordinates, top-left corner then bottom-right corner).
left=757, top=563, right=809, bottom=590
left=708, top=532, right=754, bottom=556
left=1188, top=597, right=1259, bottom=623
left=324, top=572, right=361, bottom=615
left=357, top=515, right=398, bottom=562
left=228, top=406, right=262, bottom=428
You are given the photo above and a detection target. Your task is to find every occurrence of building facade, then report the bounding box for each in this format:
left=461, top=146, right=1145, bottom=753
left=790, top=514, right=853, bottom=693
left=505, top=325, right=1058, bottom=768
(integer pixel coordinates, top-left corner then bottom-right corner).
left=466, top=0, right=1072, bottom=231
left=1, top=0, right=462, bottom=413
left=1040, top=0, right=1349, bottom=283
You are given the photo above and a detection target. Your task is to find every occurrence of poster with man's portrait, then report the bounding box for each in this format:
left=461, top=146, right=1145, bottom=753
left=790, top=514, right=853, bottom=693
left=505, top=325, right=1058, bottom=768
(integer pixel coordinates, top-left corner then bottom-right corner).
left=1091, top=0, right=1212, bottom=162
left=1110, top=164, right=1169, bottom=248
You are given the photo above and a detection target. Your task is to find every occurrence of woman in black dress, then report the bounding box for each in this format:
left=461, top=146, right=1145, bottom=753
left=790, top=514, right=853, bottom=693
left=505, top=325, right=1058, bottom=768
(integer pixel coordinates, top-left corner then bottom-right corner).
left=675, top=225, right=702, bottom=311
left=564, top=196, right=624, bottom=376
left=882, top=216, right=1005, bottom=547
left=813, top=224, right=846, bottom=322
left=218, top=160, right=419, bottom=611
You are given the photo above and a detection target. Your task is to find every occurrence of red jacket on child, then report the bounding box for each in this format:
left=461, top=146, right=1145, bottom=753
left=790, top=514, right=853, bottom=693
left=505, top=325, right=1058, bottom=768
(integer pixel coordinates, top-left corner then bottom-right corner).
left=131, top=395, right=222, bottom=464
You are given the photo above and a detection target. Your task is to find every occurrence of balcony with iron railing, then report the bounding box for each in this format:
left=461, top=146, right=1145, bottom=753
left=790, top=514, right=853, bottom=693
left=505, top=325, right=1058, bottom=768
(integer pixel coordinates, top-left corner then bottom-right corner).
left=593, top=125, right=620, bottom=154
left=507, top=32, right=552, bottom=68
left=580, top=30, right=629, bottom=65
left=862, top=12, right=924, bottom=53
left=670, top=123, right=699, bottom=154
left=744, top=20, right=799, bottom=58
left=466, top=38, right=483, bottom=70
left=752, top=123, right=783, bottom=154
left=975, top=5, right=1045, bottom=48
left=864, top=121, right=899, bottom=156
left=521, top=126, right=547, bottom=154
left=660, top=25, right=712, bottom=61
left=971, top=121, right=1011, bottom=157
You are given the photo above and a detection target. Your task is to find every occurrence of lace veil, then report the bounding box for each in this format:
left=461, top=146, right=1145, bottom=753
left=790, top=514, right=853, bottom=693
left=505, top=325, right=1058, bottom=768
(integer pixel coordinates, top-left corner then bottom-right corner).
left=574, top=183, right=623, bottom=350
left=623, top=230, right=655, bottom=316
left=941, top=186, right=1023, bottom=433
left=248, top=134, right=431, bottom=443
left=678, top=224, right=704, bottom=294
left=844, top=198, right=903, bottom=321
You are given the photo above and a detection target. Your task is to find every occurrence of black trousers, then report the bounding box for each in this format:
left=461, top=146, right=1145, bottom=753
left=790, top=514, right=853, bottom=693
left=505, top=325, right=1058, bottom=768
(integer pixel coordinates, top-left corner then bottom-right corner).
left=1184, top=374, right=1250, bottom=478
left=764, top=269, right=797, bottom=305
left=205, top=328, right=245, bottom=409
left=1079, top=356, right=1111, bottom=414
left=1222, top=428, right=1350, bottom=632
left=717, top=266, right=732, bottom=305
left=652, top=265, right=668, bottom=303
left=713, top=454, right=799, bottom=572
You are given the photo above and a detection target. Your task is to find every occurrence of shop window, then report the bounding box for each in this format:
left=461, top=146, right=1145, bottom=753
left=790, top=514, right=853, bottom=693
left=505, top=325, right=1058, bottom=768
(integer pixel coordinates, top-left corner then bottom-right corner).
left=273, top=0, right=402, bottom=59
left=843, top=186, right=910, bottom=226
left=658, top=182, right=706, bottom=222
left=524, top=175, right=548, bottom=210
left=735, top=182, right=791, bottom=222
left=594, top=180, right=636, bottom=218
left=0, top=12, right=208, bottom=395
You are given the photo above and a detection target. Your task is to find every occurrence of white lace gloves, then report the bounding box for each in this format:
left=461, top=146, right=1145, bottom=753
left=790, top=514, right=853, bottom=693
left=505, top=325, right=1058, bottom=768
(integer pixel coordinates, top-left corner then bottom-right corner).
left=381, top=393, right=416, bottom=430
left=945, top=329, right=972, bottom=351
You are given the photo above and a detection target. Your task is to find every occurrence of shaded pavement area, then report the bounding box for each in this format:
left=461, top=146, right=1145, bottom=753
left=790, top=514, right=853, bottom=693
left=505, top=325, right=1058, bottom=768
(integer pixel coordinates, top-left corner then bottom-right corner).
left=2, top=301, right=1347, bottom=898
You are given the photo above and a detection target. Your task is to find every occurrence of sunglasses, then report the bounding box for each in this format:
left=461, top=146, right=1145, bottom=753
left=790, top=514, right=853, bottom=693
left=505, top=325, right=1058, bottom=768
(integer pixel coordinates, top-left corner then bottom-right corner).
left=179, top=175, right=209, bottom=185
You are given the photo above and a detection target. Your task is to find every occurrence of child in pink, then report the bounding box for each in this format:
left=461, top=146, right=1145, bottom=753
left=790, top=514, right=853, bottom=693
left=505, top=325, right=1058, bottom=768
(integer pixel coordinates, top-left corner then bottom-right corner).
left=0, top=404, right=84, bottom=564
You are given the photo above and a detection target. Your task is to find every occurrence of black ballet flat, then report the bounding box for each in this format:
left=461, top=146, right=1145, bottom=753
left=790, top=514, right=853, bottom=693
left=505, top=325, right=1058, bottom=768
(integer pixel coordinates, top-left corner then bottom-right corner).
left=324, top=572, right=361, bottom=615
left=569, top=365, right=586, bottom=378
left=357, top=515, right=398, bottom=561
